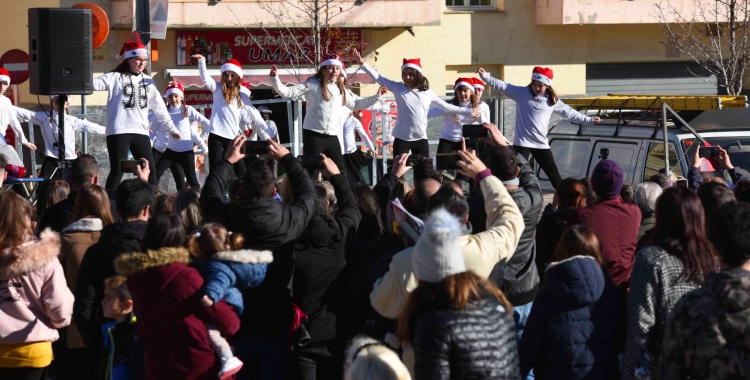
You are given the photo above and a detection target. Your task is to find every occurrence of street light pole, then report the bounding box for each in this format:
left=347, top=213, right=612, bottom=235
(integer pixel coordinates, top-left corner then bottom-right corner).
left=135, top=0, right=152, bottom=73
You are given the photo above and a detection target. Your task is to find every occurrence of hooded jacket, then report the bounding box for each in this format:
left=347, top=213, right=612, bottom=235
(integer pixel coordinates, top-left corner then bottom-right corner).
left=74, top=220, right=148, bottom=352
left=60, top=217, right=104, bottom=349
left=115, top=246, right=240, bottom=380
left=200, top=154, right=316, bottom=339
left=659, top=268, right=750, bottom=380
left=191, top=249, right=273, bottom=315
left=0, top=230, right=74, bottom=348
left=518, top=256, right=624, bottom=380
left=293, top=174, right=360, bottom=344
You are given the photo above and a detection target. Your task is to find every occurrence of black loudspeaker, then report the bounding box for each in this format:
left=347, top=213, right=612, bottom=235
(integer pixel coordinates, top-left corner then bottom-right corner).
left=28, top=8, right=93, bottom=95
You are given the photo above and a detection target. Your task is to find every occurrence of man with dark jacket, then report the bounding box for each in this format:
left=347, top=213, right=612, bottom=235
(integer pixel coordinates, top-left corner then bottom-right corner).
left=38, top=154, right=99, bottom=233
left=200, top=136, right=316, bottom=380
left=74, top=164, right=152, bottom=359
left=291, top=155, right=361, bottom=380
left=568, top=159, right=641, bottom=290
left=485, top=146, right=543, bottom=345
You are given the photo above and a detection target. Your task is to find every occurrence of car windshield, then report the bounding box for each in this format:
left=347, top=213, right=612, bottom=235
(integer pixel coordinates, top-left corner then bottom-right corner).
left=682, top=137, right=750, bottom=180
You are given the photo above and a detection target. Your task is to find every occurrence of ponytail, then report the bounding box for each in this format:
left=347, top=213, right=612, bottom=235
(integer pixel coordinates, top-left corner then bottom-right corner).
left=190, top=223, right=245, bottom=259
left=226, top=232, right=244, bottom=251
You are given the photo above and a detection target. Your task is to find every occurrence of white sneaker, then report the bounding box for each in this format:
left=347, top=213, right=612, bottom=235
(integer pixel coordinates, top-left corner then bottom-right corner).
left=219, top=356, right=243, bottom=380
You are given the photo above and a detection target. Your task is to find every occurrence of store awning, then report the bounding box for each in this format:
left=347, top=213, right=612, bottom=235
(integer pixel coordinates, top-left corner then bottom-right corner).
left=164, top=67, right=376, bottom=88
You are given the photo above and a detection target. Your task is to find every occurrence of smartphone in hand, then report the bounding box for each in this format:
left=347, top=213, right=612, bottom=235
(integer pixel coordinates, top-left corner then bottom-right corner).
left=299, top=155, right=324, bottom=170
left=433, top=154, right=461, bottom=170
left=462, top=124, right=488, bottom=139
left=120, top=159, right=145, bottom=174
left=242, top=141, right=269, bottom=155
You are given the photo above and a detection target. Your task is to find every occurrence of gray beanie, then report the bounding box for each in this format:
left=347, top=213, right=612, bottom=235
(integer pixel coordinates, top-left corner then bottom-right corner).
left=412, top=208, right=467, bottom=283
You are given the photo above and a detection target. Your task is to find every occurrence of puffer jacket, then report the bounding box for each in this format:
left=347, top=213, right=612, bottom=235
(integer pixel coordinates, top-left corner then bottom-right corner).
left=659, top=268, right=750, bottom=380
left=489, top=154, right=543, bottom=306
left=200, top=154, right=316, bottom=339
left=191, top=249, right=273, bottom=314
left=413, top=297, right=520, bottom=380
left=270, top=75, right=381, bottom=136
left=518, top=256, right=624, bottom=379
left=60, top=217, right=104, bottom=349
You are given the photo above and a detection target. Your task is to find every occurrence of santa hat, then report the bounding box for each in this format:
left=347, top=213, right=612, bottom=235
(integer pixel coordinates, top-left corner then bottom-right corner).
left=116, top=33, right=147, bottom=60
left=0, top=68, right=10, bottom=85
left=221, top=59, right=244, bottom=78
left=321, top=53, right=343, bottom=69
left=401, top=58, right=423, bottom=73
left=454, top=77, right=474, bottom=92
left=531, top=66, right=553, bottom=86
left=412, top=208, right=466, bottom=283
left=239, top=81, right=251, bottom=96
left=472, top=78, right=485, bottom=89
left=164, top=81, right=185, bottom=98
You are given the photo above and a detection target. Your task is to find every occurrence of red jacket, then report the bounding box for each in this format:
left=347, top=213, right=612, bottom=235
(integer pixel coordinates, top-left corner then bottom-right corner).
left=116, top=247, right=241, bottom=380
left=567, top=197, right=641, bottom=290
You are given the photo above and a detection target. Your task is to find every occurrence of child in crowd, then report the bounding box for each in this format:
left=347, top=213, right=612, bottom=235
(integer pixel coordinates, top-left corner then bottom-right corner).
left=100, top=276, right=143, bottom=380
left=189, top=223, right=274, bottom=379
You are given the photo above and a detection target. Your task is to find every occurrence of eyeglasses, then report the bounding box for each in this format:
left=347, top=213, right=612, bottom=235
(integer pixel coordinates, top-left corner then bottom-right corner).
left=133, top=58, right=149, bottom=64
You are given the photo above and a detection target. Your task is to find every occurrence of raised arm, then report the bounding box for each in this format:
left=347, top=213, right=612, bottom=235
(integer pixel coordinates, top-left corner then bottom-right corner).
left=72, top=118, right=106, bottom=135
left=92, top=72, right=113, bottom=92
left=12, top=107, right=45, bottom=124
left=345, top=92, right=382, bottom=111
left=323, top=157, right=361, bottom=233
left=552, top=100, right=595, bottom=125
left=426, top=107, right=446, bottom=119
left=359, top=62, right=402, bottom=93
left=195, top=56, right=216, bottom=92
left=269, top=65, right=308, bottom=99
left=478, top=68, right=527, bottom=101
left=430, top=93, right=474, bottom=116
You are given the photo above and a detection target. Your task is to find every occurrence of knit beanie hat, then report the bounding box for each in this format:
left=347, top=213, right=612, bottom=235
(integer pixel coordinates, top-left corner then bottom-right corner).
left=412, top=208, right=466, bottom=283
left=591, top=159, right=624, bottom=199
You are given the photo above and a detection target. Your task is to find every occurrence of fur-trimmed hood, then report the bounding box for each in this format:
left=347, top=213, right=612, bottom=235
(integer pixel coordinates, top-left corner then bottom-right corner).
left=0, top=229, right=60, bottom=279
left=115, top=246, right=191, bottom=276
left=212, top=249, right=273, bottom=264
left=62, top=217, right=104, bottom=233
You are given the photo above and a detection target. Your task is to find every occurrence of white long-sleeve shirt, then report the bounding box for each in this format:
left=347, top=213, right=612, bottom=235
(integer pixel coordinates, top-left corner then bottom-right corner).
left=14, top=107, right=105, bottom=159
left=156, top=105, right=210, bottom=153
left=93, top=72, right=178, bottom=136
left=428, top=101, right=486, bottom=143
left=360, top=63, right=473, bottom=141
left=270, top=75, right=381, bottom=136
left=479, top=101, right=490, bottom=121
left=343, top=116, right=375, bottom=154
left=198, top=60, right=253, bottom=139
left=1, top=96, right=29, bottom=145
left=480, top=72, right=594, bottom=149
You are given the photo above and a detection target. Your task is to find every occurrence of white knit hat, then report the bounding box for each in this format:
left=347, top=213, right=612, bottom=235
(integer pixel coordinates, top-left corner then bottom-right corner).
left=412, top=208, right=466, bottom=283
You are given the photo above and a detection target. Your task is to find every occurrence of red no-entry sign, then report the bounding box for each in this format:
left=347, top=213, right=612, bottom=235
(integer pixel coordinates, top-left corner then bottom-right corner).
left=0, top=49, right=30, bottom=85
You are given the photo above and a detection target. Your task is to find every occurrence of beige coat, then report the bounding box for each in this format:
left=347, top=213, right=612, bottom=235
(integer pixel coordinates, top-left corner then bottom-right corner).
left=59, top=218, right=103, bottom=349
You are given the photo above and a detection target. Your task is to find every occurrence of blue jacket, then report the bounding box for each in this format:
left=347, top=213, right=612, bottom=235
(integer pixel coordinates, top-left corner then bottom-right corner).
left=518, top=255, right=625, bottom=380
left=192, top=249, right=273, bottom=314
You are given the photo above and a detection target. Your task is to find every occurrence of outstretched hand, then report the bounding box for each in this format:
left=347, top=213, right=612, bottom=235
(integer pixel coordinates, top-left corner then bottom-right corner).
left=23, top=142, right=37, bottom=151
left=319, top=154, right=340, bottom=179
left=191, top=54, right=205, bottom=62
left=392, top=151, right=412, bottom=178
left=377, top=86, right=388, bottom=96
left=353, top=49, right=365, bottom=65
left=456, top=149, right=487, bottom=179
left=267, top=138, right=290, bottom=161
left=270, top=65, right=278, bottom=77
left=134, top=158, right=150, bottom=183
left=481, top=122, right=509, bottom=147
left=225, top=135, right=247, bottom=164
left=477, top=68, right=486, bottom=76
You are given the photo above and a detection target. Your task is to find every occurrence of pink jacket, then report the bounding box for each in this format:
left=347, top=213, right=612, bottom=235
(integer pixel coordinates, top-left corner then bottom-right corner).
left=0, top=230, right=74, bottom=345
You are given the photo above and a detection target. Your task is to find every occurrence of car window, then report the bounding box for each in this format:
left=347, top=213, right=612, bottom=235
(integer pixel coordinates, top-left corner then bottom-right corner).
left=544, top=139, right=591, bottom=180
left=644, top=142, right=683, bottom=181
left=588, top=141, right=639, bottom=181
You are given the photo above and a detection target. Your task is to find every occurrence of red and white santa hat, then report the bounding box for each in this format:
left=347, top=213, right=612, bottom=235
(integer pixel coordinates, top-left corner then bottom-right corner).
left=164, top=81, right=185, bottom=98
left=221, top=59, right=244, bottom=78
left=454, top=77, right=475, bottom=92
left=472, top=78, right=485, bottom=90
left=321, top=53, right=343, bottom=69
left=239, top=81, right=251, bottom=96
left=401, top=58, right=423, bottom=73
left=531, top=66, right=553, bottom=86
left=116, top=33, right=148, bottom=60
left=0, top=68, right=10, bottom=85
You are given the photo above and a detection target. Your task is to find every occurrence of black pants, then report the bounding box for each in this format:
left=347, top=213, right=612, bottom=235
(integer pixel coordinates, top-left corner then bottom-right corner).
left=303, top=129, right=345, bottom=173
left=39, top=156, right=64, bottom=180
left=437, top=138, right=463, bottom=154
left=393, top=138, right=429, bottom=157
left=105, top=134, right=156, bottom=188
left=156, top=149, right=200, bottom=190
left=153, top=148, right=187, bottom=190
left=514, top=145, right=562, bottom=189
left=292, top=340, right=342, bottom=380
left=208, top=133, right=245, bottom=178
left=0, top=367, right=47, bottom=380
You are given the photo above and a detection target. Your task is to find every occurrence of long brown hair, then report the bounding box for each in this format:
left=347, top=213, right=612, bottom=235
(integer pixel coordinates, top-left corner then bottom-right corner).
left=398, top=271, right=512, bottom=345
left=70, top=184, right=115, bottom=226
left=552, top=225, right=603, bottom=265
left=222, top=73, right=243, bottom=108
left=0, top=192, right=31, bottom=249
left=314, top=65, right=347, bottom=105
left=189, top=223, right=244, bottom=259
left=110, top=58, right=149, bottom=76
left=403, top=67, right=429, bottom=91
left=527, top=82, right=559, bottom=105
left=450, top=85, right=479, bottom=123
left=556, top=178, right=587, bottom=210
left=37, top=180, right=70, bottom=220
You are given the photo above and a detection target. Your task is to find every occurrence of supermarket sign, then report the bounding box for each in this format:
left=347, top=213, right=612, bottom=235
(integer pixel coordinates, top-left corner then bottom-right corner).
left=184, top=90, right=213, bottom=105
left=176, top=29, right=362, bottom=66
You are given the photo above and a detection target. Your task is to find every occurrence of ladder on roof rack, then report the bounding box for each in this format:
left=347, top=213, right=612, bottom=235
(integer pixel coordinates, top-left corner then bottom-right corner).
left=565, top=95, right=749, bottom=111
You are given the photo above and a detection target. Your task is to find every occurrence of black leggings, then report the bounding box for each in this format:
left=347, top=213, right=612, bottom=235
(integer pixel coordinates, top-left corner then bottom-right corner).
left=514, top=146, right=562, bottom=189
left=437, top=138, right=463, bottom=154
left=156, top=149, right=199, bottom=190
left=303, top=129, right=345, bottom=173
left=393, top=138, right=429, bottom=157
left=153, top=148, right=187, bottom=190
left=0, top=366, right=47, bottom=380
left=105, top=134, right=156, bottom=189
left=208, top=133, right=246, bottom=178
left=39, top=156, right=63, bottom=180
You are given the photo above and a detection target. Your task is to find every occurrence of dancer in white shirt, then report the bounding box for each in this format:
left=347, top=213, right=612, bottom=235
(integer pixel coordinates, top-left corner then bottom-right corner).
left=342, top=111, right=376, bottom=184
left=0, top=68, right=36, bottom=170
left=429, top=78, right=485, bottom=154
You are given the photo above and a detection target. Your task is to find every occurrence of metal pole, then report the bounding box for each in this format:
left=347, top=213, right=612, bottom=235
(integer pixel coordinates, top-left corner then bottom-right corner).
left=136, top=0, right=151, bottom=73
left=498, top=98, right=504, bottom=136
left=294, top=100, right=303, bottom=156
left=81, top=95, right=88, bottom=154
left=381, top=111, right=388, bottom=176
left=28, top=122, right=36, bottom=174
left=57, top=95, right=68, bottom=180
left=661, top=103, right=670, bottom=176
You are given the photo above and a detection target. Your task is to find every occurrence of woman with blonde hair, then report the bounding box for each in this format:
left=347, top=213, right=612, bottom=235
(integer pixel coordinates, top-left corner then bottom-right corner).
left=344, top=336, right=411, bottom=380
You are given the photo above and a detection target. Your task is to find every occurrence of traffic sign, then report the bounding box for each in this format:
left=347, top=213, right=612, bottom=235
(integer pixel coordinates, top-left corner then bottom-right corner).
left=0, top=49, right=30, bottom=85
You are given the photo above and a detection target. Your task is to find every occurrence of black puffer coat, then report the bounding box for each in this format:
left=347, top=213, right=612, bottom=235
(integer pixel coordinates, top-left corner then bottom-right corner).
left=413, top=298, right=520, bottom=380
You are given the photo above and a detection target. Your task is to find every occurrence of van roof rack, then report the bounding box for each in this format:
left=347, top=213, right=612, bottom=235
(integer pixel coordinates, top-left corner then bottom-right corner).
left=566, top=94, right=749, bottom=111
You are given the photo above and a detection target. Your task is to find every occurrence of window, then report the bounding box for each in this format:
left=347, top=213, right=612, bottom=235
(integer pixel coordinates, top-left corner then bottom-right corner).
left=446, top=0, right=494, bottom=9
left=644, top=142, right=683, bottom=181
left=544, top=139, right=592, bottom=180
left=587, top=141, right=639, bottom=181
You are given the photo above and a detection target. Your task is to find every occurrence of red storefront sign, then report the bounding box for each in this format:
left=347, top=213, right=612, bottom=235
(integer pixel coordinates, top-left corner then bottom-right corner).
left=176, top=29, right=362, bottom=66
left=184, top=90, right=213, bottom=105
